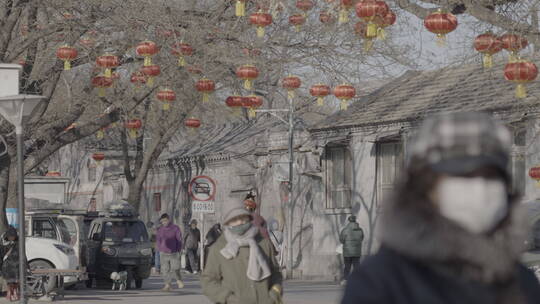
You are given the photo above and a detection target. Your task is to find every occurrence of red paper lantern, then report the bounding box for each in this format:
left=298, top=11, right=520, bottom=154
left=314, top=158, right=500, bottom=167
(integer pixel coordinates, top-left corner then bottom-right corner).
left=130, top=71, right=147, bottom=88
left=125, top=119, right=142, bottom=138
left=501, top=34, right=528, bottom=62
left=504, top=59, right=538, bottom=99
left=289, top=14, right=306, bottom=32
left=226, top=95, right=244, bottom=115
left=296, top=0, right=314, bottom=15
left=424, top=9, right=458, bottom=46
left=196, top=78, right=216, bottom=103
left=244, top=95, right=263, bottom=118
left=334, top=84, right=356, bottom=110
left=185, top=117, right=201, bottom=128
left=529, top=166, right=540, bottom=186
left=92, top=75, right=113, bottom=97
left=171, top=42, right=194, bottom=67
left=92, top=152, right=105, bottom=164
left=355, top=0, right=389, bottom=38
left=187, top=65, right=203, bottom=74
left=141, top=64, right=161, bottom=86
left=96, top=54, right=119, bottom=77
left=56, top=45, right=78, bottom=70
left=46, top=171, right=61, bottom=177
left=136, top=41, right=159, bottom=66
left=236, top=65, right=260, bottom=90
left=474, top=33, right=503, bottom=68
left=374, top=9, right=396, bottom=40
left=157, top=88, right=176, bottom=110
left=249, top=12, right=273, bottom=38
left=310, top=84, right=331, bottom=106
left=339, top=0, right=354, bottom=23
left=282, top=76, right=301, bottom=99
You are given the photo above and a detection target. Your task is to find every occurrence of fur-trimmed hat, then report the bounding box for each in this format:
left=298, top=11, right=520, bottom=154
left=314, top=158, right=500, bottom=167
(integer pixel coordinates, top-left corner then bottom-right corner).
left=222, top=200, right=251, bottom=225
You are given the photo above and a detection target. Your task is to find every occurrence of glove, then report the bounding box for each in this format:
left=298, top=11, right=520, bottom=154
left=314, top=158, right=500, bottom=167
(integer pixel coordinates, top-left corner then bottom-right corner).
left=269, top=285, right=283, bottom=304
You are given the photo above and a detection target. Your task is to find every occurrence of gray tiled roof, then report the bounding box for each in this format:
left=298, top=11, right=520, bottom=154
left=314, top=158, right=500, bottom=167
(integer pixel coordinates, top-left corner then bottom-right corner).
left=312, top=59, right=540, bottom=132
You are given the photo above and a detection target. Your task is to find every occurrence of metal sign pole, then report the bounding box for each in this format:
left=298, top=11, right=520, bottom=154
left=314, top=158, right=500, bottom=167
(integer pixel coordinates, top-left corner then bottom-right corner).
left=200, top=212, right=204, bottom=271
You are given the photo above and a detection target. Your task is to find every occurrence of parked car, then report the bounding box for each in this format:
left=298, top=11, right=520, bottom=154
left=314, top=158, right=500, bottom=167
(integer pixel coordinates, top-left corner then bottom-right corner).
left=86, top=202, right=152, bottom=289
left=23, top=224, right=79, bottom=293
left=522, top=201, right=540, bottom=280
left=26, top=210, right=89, bottom=274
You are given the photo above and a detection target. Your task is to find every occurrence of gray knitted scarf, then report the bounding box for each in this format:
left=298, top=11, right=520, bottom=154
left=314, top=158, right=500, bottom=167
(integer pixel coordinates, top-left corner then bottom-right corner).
left=220, top=226, right=271, bottom=281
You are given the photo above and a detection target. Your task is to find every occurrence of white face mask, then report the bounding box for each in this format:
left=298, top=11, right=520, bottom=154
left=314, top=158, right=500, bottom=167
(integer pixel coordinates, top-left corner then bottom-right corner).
left=435, top=177, right=508, bottom=234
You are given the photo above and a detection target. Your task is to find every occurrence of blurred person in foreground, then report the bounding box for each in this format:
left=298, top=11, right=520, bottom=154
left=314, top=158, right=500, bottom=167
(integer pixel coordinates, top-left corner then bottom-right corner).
left=201, top=199, right=282, bottom=304
left=342, top=112, right=540, bottom=304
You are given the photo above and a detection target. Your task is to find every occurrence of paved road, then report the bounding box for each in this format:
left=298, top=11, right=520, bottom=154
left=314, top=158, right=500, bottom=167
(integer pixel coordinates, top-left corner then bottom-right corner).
left=2, top=274, right=344, bottom=304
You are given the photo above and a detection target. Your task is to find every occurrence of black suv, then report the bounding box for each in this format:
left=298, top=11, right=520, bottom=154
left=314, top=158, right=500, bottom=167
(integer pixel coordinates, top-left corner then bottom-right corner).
left=86, top=209, right=152, bottom=289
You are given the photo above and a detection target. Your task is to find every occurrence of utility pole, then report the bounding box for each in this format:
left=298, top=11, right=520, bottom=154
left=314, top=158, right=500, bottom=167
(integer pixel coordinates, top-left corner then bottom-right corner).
left=255, top=94, right=296, bottom=279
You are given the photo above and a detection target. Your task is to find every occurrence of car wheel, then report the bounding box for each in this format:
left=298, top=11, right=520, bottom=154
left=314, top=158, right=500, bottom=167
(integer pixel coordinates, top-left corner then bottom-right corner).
left=27, top=260, right=56, bottom=295
left=135, top=278, right=143, bottom=289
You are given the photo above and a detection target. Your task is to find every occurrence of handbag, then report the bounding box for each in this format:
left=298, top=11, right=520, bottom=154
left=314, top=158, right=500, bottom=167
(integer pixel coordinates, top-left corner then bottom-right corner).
left=180, top=252, right=186, bottom=269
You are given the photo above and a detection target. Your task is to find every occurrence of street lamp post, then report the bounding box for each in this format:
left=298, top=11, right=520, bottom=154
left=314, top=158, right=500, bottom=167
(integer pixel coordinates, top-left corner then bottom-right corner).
left=0, top=64, right=44, bottom=304
left=255, top=94, right=296, bottom=279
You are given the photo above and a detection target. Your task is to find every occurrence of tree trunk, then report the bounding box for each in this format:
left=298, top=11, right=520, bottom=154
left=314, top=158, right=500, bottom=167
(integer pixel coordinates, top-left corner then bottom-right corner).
left=127, top=180, right=144, bottom=215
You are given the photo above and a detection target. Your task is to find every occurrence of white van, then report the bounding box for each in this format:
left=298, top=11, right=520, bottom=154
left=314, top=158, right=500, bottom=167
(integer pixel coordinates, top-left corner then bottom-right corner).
left=24, top=214, right=80, bottom=292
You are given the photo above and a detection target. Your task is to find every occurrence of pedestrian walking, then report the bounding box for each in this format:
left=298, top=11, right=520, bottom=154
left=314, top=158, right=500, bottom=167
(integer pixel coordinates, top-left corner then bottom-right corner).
left=244, top=193, right=270, bottom=240
left=156, top=214, right=184, bottom=291
left=201, top=199, right=283, bottom=304
left=339, top=215, right=363, bottom=285
left=204, top=224, right=222, bottom=267
left=184, top=219, right=201, bottom=274
left=342, top=112, right=540, bottom=304
left=0, top=227, right=23, bottom=301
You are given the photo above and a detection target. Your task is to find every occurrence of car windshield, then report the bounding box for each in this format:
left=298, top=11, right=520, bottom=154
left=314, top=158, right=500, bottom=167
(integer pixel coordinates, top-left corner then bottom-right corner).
left=103, top=221, right=148, bottom=243
left=54, top=218, right=73, bottom=245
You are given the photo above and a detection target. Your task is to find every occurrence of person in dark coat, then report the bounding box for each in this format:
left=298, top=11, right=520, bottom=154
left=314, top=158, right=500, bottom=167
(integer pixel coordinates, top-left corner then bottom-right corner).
left=184, top=219, right=201, bottom=274
left=204, top=224, right=222, bottom=267
left=1, top=227, right=23, bottom=301
left=342, top=112, right=540, bottom=304
left=339, top=215, right=364, bottom=284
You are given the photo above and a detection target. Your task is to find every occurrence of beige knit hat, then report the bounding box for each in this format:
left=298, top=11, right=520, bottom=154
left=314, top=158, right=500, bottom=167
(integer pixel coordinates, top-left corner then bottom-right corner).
left=222, top=200, right=251, bottom=225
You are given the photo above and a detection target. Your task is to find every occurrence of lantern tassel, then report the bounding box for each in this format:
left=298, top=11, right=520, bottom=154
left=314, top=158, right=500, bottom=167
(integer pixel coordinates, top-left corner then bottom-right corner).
left=482, top=54, right=493, bottom=68
left=163, top=102, right=170, bottom=111
left=96, top=130, right=104, bottom=140
left=436, top=34, right=446, bottom=47
left=295, top=25, right=301, bottom=32
left=202, top=93, right=209, bottom=103
left=98, top=88, right=106, bottom=97
left=317, top=97, right=324, bottom=106
left=236, top=0, right=245, bottom=17
left=256, top=27, right=265, bottom=38
left=367, top=23, right=378, bottom=39
left=516, top=84, right=527, bottom=99
left=147, top=77, right=154, bottom=87
left=64, top=60, right=71, bottom=70
left=288, top=90, right=295, bottom=100
left=509, top=52, right=517, bottom=63
left=338, top=9, right=349, bottom=24
left=244, top=79, right=252, bottom=90
left=105, top=68, right=112, bottom=78
left=536, top=180, right=540, bottom=188
left=144, top=56, right=151, bottom=66
left=363, top=39, right=374, bottom=52
left=129, top=129, right=138, bottom=139
left=178, top=56, right=186, bottom=67
left=248, top=108, right=256, bottom=118
left=377, top=28, right=387, bottom=40
left=340, top=100, right=349, bottom=111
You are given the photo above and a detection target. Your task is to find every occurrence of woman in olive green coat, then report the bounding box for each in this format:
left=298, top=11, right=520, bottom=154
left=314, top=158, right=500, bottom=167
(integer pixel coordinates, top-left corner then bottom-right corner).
left=201, top=200, right=283, bottom=304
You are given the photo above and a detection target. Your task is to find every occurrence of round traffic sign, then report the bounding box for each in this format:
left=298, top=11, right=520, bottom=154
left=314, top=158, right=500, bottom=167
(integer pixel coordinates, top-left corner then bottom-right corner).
left=188, top=175, right=216, bottom=201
